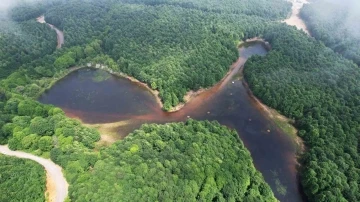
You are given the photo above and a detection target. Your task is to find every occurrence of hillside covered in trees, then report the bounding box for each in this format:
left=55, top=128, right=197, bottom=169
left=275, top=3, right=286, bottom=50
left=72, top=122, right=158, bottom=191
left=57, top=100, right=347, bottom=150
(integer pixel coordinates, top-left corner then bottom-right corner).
left=0, top=155, right=46, bottom=202
left=300, top=0, right=360, bottom=65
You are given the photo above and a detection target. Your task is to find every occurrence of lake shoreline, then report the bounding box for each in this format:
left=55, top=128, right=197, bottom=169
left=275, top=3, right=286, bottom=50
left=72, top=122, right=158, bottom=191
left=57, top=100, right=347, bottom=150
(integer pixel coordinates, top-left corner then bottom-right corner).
left=42, top=38, right=269, bottom=114
left=242, top=80, right=305, bottom=154
left=40, top=41, right=305, bottom=201
left=52, top=39, right=304, bottom=151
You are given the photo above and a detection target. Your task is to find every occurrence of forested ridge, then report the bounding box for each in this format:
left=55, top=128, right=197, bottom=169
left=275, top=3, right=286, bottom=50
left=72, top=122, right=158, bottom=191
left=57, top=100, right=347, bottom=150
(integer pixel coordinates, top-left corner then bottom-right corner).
left=300, top=0, right=360, bottom=65
left=0, top=155, right=46, bottom=202
left=1, top=0, right=360, bottom=201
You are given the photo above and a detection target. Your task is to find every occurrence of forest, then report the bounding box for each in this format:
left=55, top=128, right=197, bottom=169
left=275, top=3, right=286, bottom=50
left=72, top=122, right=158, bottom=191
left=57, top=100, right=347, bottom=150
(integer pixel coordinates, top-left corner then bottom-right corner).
left=0, top=10, right=57, bottom=79
left=0, top=0, right=288, bottom=110
left=0, top=86, right=277, bottom=201
left=0, top=0, right=360, bottom=201
left=67, top=120, right=277, bottom=201
left=0, top=155, right=46, bottom=202
left=300, top=0, right=360, bottom=65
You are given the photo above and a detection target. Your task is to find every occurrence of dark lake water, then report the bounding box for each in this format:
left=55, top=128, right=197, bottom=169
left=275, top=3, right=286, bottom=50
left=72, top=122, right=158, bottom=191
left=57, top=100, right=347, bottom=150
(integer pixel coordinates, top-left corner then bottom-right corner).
left=39, top=42, right=304, bottom=202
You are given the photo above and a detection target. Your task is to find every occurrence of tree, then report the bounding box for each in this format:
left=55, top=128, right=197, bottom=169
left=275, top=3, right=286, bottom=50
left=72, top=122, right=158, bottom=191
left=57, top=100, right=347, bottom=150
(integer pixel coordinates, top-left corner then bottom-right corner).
left=38, top=136, right=53, bottom=152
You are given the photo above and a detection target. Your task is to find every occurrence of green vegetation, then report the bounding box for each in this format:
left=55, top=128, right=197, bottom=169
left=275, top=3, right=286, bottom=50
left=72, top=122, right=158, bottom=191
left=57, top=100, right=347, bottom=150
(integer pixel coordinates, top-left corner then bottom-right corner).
left=0, top=0, right=291, bottom=201
left=121, top=0, right=291, bottom=19
left=0, top=155, right=46, bottom=202
left=244, top=24, right=360, bottom=201
left=0, top=15, right=57, bottom=79
left=0, top=0, right=290, bottom=110
left=0, top=89, right=101, bottom=154
left=69, top=120, right=277, bottom=201
left=1, top=0, right=360, bottom=201
left=300, top=0, right=360, bottom=65
left=0, top=88, right=277, bottom=200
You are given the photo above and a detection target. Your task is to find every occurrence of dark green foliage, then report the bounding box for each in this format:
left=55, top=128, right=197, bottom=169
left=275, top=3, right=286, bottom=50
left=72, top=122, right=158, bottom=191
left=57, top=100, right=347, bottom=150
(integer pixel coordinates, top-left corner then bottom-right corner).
left=0, top=155, right=46, bottom=202
left=36, top=0, right=285, bottom=109
left=10, top=2, right=45, bottom=22
left=5, top=0, right=360, bottom=202
left=69, top=120, right=277, bottom=202
left=121, top=0, right=291, bottom=19
left=301, top=0, right=360, bottom=65
left=244, top=24, right=360, bottom=202
left=0, top=19, right=57, bottom=79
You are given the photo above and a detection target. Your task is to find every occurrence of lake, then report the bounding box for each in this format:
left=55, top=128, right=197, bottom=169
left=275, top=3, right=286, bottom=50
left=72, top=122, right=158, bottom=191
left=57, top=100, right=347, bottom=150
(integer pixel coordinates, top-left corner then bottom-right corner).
left=39, top=41, right=304, bottom=202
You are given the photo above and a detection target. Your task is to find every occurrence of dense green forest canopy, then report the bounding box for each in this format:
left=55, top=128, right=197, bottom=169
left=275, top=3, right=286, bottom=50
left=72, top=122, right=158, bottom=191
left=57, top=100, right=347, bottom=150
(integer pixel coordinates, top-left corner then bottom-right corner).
left=68, top=120, right=277, bottom=201
left=300, top=0, right=360, bottom=65
left=0, top=16, right=57, bottom=79
left=1, top=0, right=360, bottom=201
left=0, top=155, right=46, bottom=202
left=120, top=0, right=291, bottom=19
left=0, top=0, right=290, bottom=201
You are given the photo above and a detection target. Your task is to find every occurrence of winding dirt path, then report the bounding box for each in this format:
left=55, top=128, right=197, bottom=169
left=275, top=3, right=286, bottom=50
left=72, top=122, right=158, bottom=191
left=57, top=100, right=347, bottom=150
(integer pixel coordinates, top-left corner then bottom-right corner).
left=37, top=15, right=64, bottom=48
left=0, top=145, right=68, bottom=202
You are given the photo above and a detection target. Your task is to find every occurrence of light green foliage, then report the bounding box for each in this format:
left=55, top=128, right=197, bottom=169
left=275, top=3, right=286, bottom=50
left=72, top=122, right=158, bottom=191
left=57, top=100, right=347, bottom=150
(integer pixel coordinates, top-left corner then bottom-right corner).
left=30, top=117, right=54, bottom=136
left=0, top=92, right=100, bottom=155
left=54, top=53, right=76, bottom=69
left=21, top=134, right=39, bottom=150
left=18, top=100, right=37, bottom=116
left=38, top=136, right=53, bottom=151
left=0, top=155, right=46, bottom=202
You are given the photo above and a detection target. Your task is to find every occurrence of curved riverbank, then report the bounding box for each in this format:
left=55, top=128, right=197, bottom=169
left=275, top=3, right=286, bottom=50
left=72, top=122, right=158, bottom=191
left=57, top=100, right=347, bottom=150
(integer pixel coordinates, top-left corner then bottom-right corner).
left=0, top=145, right=68, bottom=202
left=44, top=38, right=269, bottom=114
